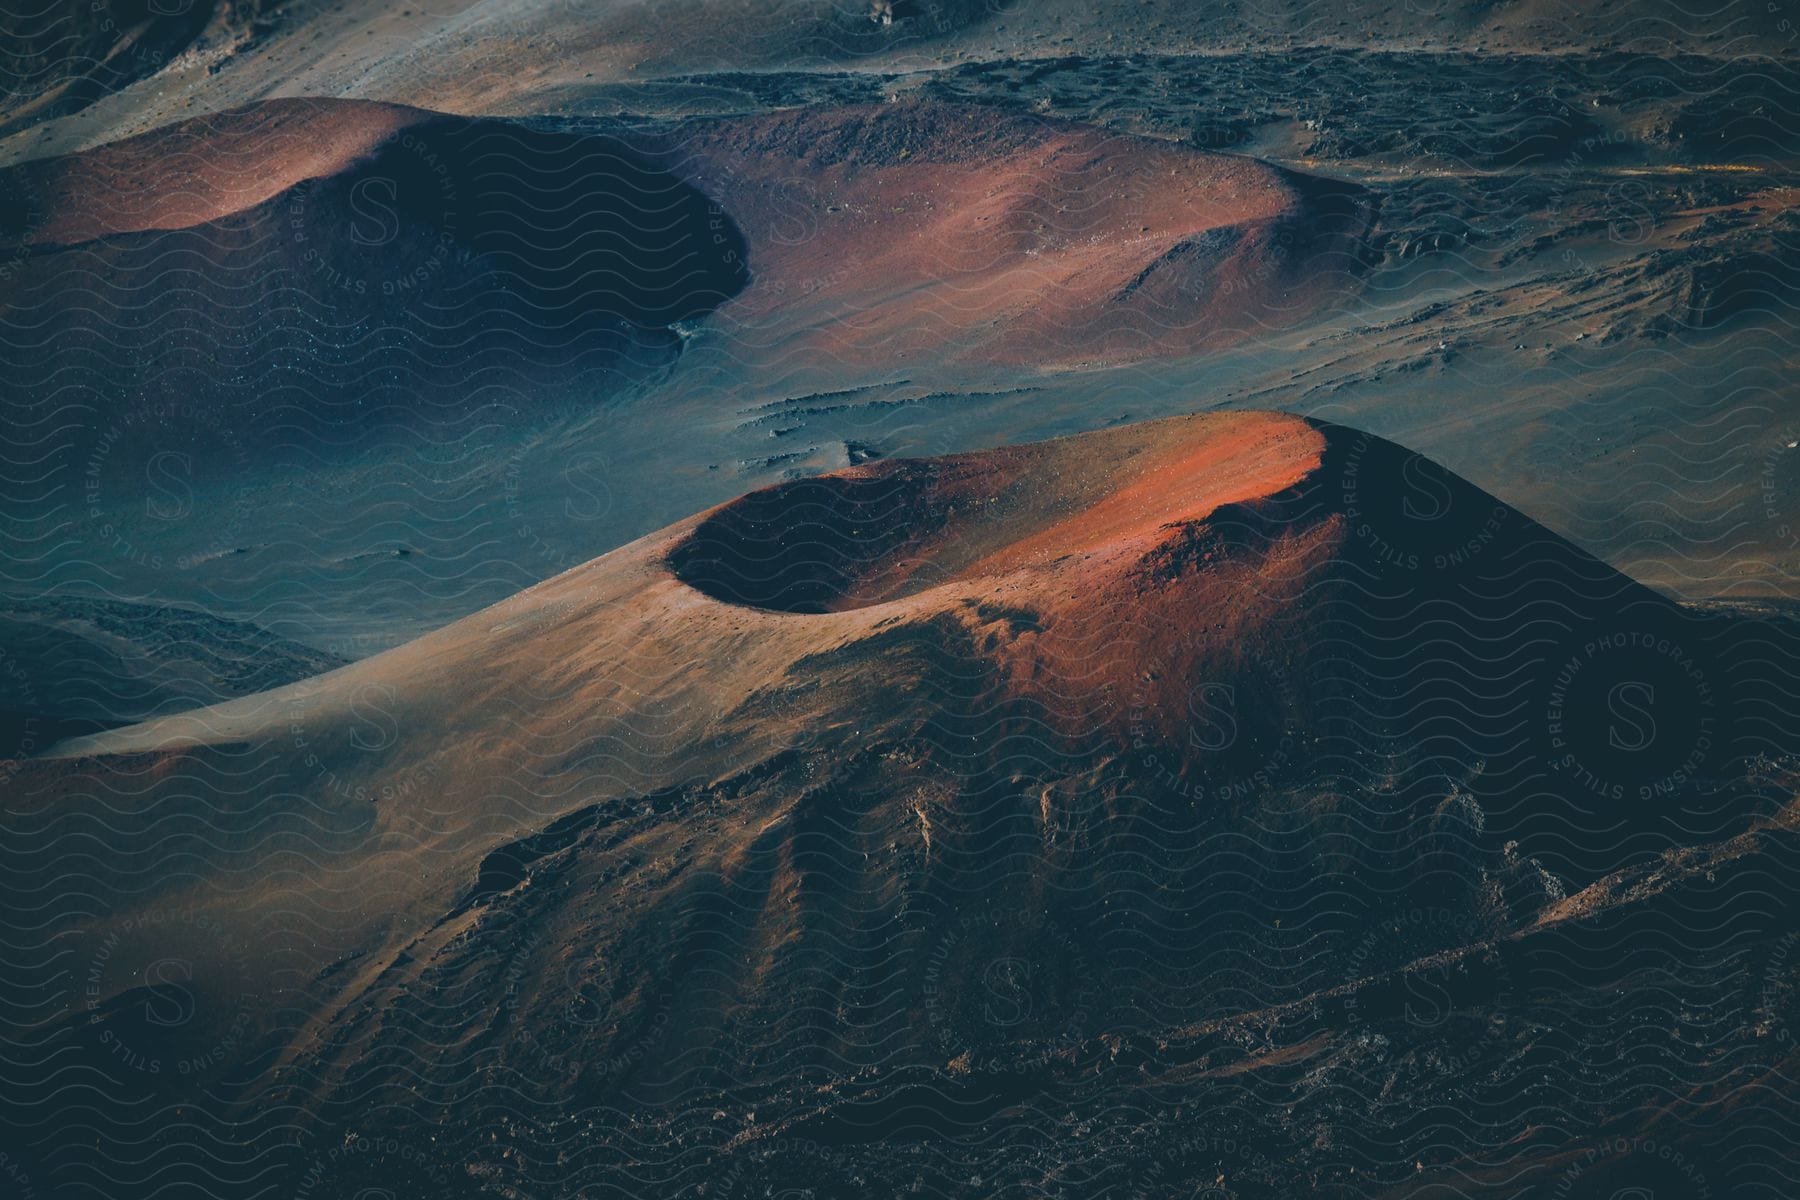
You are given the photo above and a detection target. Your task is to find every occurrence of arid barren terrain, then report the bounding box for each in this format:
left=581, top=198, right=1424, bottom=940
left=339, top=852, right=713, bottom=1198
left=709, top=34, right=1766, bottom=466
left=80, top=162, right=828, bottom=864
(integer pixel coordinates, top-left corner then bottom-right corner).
left=4, top=1, right=1800, bottom=1197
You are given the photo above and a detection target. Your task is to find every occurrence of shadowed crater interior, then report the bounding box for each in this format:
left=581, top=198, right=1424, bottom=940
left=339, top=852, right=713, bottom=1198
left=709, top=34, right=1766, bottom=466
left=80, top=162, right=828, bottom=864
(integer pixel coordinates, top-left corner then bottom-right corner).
left=669, top=467, right=957, bottom=613
left=353, top=117, right=749, bottom=326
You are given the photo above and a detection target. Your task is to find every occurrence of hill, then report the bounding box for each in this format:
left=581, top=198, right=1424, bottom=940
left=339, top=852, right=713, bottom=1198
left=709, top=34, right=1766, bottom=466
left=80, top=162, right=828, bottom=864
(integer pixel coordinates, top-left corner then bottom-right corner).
left=6, top=411, right=1798, bottom=1195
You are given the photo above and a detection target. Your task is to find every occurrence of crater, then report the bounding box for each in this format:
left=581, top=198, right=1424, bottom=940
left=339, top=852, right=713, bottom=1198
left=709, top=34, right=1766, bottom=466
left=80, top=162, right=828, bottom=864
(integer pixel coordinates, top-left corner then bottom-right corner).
left=668, top=412, right=1330, bottom=613
left=652, top=101, right=1376, bottom=367
left=667, top=463, right=980, bottom=613
left=343, top=118, right=749, bottom=327
left=6, top=100, right=749, bottom=331
left=1, top=100, right=751, bottom=443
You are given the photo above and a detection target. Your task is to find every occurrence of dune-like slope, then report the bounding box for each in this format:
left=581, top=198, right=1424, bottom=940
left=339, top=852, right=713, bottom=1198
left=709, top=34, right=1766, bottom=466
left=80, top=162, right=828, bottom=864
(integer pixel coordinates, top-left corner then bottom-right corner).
left=647, top=102, right=1375, bottom=367
left=6, top=411, right=1798, bottom=1195
left=4, top=96, right=433, bottom=246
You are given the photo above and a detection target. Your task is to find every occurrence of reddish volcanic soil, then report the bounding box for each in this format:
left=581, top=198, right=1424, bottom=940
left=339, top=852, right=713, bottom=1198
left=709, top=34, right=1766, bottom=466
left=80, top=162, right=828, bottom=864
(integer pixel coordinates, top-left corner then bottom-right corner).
left=5, top=97, right=432, bottom=246
left=669, top=410, right=1342, bottom=744
left=650, top=102, right=1376, bottom=367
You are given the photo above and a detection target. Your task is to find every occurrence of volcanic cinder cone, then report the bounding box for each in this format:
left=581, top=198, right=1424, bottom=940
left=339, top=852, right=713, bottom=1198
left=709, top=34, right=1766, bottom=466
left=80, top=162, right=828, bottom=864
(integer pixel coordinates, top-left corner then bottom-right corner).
left=641, top=101, right=1375, bottom=368
left=5, top=411, right=1798, bottom=1196
left=0, top=97, right=750, bottom=440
